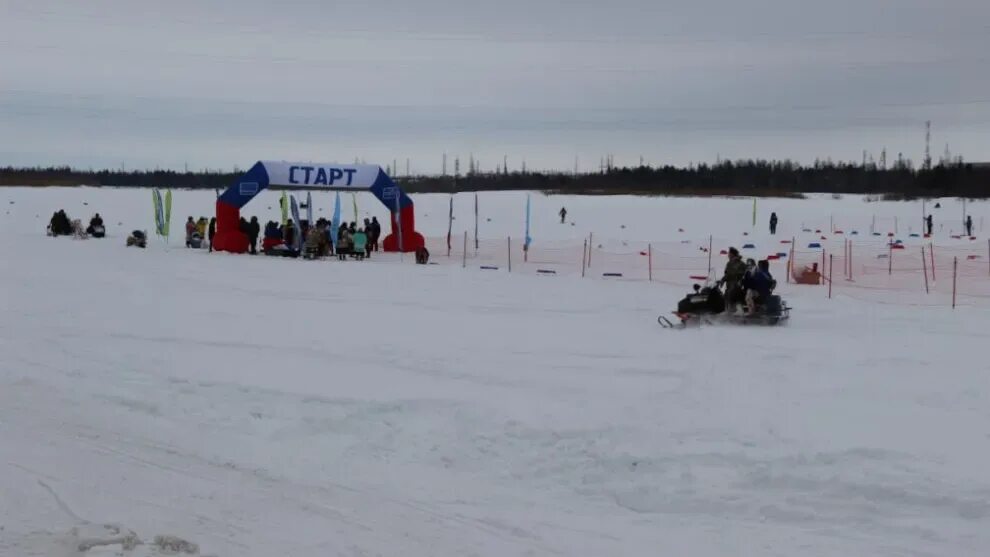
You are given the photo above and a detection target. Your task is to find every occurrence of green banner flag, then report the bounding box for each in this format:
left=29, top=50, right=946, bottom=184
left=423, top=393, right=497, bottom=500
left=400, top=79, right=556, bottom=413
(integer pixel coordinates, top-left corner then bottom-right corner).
left=163, top=190, right=172, bottom=237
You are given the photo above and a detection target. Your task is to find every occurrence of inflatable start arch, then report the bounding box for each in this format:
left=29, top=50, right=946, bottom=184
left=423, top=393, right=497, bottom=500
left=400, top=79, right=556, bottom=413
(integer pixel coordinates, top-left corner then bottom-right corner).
left=213, top=161, right=424, bottom=253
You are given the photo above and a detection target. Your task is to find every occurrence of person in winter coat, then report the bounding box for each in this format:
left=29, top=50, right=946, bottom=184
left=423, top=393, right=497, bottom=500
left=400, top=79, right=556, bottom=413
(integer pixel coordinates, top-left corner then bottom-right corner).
left=207, top=217, right=216, bottom=252
left=283, top=219, right=296, bottom=248
left=742, top=260, right=775, bottom=315
left=196, top=217, right=208, bottom=237
left=248, top=216, right=261, bottom=254
left=559, top=207, right=567, bottom=224
left=966, top=215, right=973, bottom=236
left=720, top=247, right=748, bottom=312
left=769, top=212, right=778, bottom=235
left=185, top=217, right=196, bottom=247
left=926, top=214, right=934, bottom=236
left=369, top=216, right=382, bottom=251
left=86, top=213, right=106, bottom=237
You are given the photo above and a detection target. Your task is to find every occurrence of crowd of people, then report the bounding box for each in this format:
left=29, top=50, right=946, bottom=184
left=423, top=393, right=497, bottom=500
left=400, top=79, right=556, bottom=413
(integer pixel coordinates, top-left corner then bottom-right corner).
left=254, top=216, right=384, bottom=260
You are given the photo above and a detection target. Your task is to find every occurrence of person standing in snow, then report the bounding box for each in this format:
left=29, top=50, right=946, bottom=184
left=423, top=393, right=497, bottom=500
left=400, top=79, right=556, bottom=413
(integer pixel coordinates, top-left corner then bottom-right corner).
left=966, top=215, right=973, bottom=236
left=369, top=216, right=382, bottom=251
left=248, top=216, right=261, bottom=255
left=185, top=217, right=196, bottom=247
left=559, top=207, right=567, bottom=224
left=207, top=217, right=216, bottom=252
left=769, top=212, right=778, bottom=235
left=926, top=214, right=934, bottom=236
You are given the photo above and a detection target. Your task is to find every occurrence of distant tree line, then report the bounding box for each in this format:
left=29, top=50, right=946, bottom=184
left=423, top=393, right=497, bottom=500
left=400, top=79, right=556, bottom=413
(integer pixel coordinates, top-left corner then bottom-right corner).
left=2, top=160, right=988, bottom=198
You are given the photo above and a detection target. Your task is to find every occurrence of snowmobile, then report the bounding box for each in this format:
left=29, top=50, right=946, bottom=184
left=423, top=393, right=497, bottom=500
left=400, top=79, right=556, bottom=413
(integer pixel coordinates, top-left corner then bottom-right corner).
left=659, top=282, right=790, bottom=328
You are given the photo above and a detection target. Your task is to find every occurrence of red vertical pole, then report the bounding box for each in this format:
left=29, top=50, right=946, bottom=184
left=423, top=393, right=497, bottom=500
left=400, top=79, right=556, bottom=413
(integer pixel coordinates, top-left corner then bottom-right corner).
left=707, top=235, right=713, bottom=279
left=828, top=254, right=833, bottom=299
left=821, top=249, right=826, bottom=285
left=921, top=246, right=929, bottom=294
left=848, top=240, right=853, bottom=280
left=930, top=243, right=936, bottom=281
left=952, top=256, right=958, bottom=309
left=581, top=239, right=587, bottom=278
left=587, top=232, right=593, bottom=269
left=648, top=243, right=653, bottom=282
left=507, top=236, right=512, bottom=273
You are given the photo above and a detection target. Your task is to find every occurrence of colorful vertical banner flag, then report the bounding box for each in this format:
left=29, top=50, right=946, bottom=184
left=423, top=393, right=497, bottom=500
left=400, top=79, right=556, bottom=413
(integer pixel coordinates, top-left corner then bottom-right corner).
left=280, top=191, right=289, bottom=226
left=306, top=191, right=313, bottom=225
left=331, top=191, right=341, bottom=245
left=290, top=195, right=301, bottom=251
left=524, top=194, right=532, bottom=251
left=152, top=189, right=164, bottom=236
left=163, top=190, right=172, bottom=238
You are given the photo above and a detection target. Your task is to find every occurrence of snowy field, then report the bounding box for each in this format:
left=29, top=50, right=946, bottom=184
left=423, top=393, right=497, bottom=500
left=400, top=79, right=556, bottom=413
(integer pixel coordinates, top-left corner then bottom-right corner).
left=2, top=187, right=989, bottom=556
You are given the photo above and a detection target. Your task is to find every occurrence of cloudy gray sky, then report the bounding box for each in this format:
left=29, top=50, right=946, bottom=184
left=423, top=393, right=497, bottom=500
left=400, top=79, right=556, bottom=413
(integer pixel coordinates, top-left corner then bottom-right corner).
left=2, top=0, right=989, bottom=173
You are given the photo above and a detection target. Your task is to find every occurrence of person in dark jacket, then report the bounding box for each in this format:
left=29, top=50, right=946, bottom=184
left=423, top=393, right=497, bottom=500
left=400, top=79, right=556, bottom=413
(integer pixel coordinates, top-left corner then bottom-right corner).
left=248, top=216, right=261, bottom=254
left=284, top=219, right=296, bottom=248
left=769, top=212, right=778, bottom=235
left=86, top=213, right=106, bottom=237
left=369, top=216, right=382, bottom=251
left=926, top=214, right=933, bottom=236
left=559, top=207, right=567, bottom=224
left=207, top=217, right=217, bottom=252
left=743, top=260, right=775, bottom=315
left=966, top=215, right=973, bottom=236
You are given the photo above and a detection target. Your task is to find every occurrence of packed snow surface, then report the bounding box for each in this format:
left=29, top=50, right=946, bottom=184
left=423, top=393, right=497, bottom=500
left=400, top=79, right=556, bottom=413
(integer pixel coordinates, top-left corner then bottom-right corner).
left=1, top=187, right=989, bottom=556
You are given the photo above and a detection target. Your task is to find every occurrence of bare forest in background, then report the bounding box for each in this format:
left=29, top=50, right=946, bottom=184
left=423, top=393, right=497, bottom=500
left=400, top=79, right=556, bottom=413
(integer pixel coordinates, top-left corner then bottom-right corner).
left=1, top=159, right=988, bottom=198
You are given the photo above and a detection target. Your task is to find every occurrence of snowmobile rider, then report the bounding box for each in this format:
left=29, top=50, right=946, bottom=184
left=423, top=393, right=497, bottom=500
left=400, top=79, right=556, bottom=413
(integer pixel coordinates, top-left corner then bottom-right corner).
left=743, top=260, right=775, bottom=316
left=719, top=247, right=748, bottom=312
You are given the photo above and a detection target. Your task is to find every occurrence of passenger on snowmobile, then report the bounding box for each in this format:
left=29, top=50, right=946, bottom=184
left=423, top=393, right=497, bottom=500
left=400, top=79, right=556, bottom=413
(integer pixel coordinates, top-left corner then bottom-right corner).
left=743, top=260, right=775, bottom=315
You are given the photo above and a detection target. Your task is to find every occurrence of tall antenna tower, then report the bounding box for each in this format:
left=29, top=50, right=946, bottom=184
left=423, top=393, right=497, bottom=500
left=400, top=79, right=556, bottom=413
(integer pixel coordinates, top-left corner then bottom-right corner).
left=923, top=120, right=932, bottom=170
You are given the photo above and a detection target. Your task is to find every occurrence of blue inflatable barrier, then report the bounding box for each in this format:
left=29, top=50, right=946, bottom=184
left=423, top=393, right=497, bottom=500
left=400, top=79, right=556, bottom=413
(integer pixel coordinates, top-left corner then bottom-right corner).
left=808, top=242, right=822, bottom=248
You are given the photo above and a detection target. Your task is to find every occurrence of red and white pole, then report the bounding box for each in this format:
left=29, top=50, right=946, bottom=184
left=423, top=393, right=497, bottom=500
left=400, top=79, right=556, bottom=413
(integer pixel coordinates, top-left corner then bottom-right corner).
left=648, top=243, right=653, bottom=282
left=581, top=239, right=587, bottom=278
left=930, top=243, right=936, bottom=281
left=952, top=256, right=958, bottom=309
left=828, top=254, right=833, bottom=299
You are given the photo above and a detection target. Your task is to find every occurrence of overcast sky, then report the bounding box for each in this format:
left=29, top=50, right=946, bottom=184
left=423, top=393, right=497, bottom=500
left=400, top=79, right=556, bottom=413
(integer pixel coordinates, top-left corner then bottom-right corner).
left=2, top=0, right=989, bottom=173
